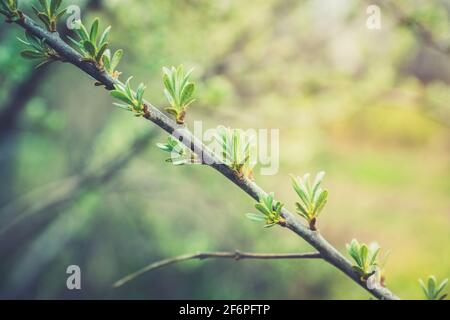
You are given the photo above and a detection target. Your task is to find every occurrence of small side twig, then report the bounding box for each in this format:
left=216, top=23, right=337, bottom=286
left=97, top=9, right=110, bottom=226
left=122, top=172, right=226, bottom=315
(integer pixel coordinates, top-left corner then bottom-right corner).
left=113, top=250, right=322, bottom=288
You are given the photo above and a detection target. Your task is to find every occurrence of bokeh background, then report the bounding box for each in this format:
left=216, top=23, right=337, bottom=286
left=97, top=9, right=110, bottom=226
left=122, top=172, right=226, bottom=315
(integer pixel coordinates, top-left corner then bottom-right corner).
left=0, top=0, right=449, bottom=299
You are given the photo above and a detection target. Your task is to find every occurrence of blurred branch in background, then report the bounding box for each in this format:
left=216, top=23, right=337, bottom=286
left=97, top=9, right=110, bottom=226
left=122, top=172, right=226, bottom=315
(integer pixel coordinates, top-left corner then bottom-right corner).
left=0, top=0, right=102, bottom=143
left=377, top=0, right=450, bottom=56
left=0, top=129, right=156, bottom=260
left=0, top=0, right=104, bottom=208
left=372, top=0, right=450, bottom=126
left=114, top=251, right=322, bottom=288
left=201, top=0, right=300, bottom=82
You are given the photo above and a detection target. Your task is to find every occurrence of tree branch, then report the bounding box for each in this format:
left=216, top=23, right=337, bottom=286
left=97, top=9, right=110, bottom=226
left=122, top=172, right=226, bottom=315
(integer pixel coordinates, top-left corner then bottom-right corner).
left=9, top=13, right=399, bottom=300
left=114, top=250, right=322, bottom=288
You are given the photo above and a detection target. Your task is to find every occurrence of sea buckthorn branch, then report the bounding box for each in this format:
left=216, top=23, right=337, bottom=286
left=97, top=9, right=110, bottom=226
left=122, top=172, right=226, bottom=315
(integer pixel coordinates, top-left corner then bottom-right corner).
left=3, top=7, right=400, bottom=300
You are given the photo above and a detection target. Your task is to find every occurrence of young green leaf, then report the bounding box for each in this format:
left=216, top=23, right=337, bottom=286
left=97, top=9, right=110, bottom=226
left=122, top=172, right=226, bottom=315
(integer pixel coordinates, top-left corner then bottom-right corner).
left=246, top=193, right=285, bottom=228
left=32, top=0, right=66, bottom=32
left=110, top=78, right=146, bottom=116
left=290, top=171, right=328, bottom=230
left=83, top=40, right=96, bottom=57
left=17, top=31, right=61, bottom=67
left=419, top=276, right=448, bottom=300
left=69, top=18, right=114, bottom=69
left=20, top=50, right=45, bottom=59
left=156, top=136, right=198, bottom=165
left=346, top=239, right=383, bottom=279
left=162, top=65, right=196, bottom=124
left=214, top=126, right=255, bottom=179
left=90, top=18, right=99, bottom=43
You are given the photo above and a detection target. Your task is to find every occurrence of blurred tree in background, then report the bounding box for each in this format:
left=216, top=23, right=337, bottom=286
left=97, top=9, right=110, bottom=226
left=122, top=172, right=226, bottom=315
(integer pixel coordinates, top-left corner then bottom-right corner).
left=0, top=0, right=448, bottom=299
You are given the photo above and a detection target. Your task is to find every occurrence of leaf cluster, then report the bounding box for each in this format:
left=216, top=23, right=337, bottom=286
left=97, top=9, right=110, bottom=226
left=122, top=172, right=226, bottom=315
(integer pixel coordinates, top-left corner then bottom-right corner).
left=102, top=48, right=123, bottom=79
left=156, top=136, right=198, bottom=165
left=419, top=276, right=448, bottom=300
left=32, top=0, right=66, bottom=32
left=110, top=77, right=146, bottom=116
left=0, top=0, right=20, bottom=21
left=68, top=18, right=112, bottom=67
left=290, top=171, right=328, bottom=230
left=246, top=193, right=285, bottom=228
left=18, top=31, right=61, bottom=68
left=163, top=65, right=195, bottom=124
left=346, top=239, right=381, bottom=278
left=215, top=126, right=255, bottom=179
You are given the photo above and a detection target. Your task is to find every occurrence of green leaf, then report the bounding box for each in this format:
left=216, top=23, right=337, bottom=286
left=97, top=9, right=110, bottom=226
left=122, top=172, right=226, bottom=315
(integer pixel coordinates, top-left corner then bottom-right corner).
left=262, top=193, right=273, bottom=211
left=418, top=279, right=429, bottom=299
left=50, top=0, right=62, bottom=16
left=369, top=244, right=380, bottom=266
left=264, top=223, right=277, bottom=228
left=55, top=8, right=67, bottom=20
left=428, top=276, right=436, bottom=297
left=74, top=20, right=89, bottom=41
left=311, top=171, right=325, bottom=200
left=180, top=82, right=195, bottom=108
left=98, top=25, right=111, bottom=47
left=347, top=239, right=363, bottom=267
left=164, top=89, right=176, bottom=108
left=245, top=213, right=266, bottom=222
left=25, top=32, right=41, bottom=50
left=295, top=202, right=309, bottom=219
left=89, top=18, right=99, bottom=43
left=83, top=40, right=96, bottom=57
left=31, top=5, right=41, bottom=17
left=314, top=189, right=328, bottom=215
left=67, top=35, right=85, bottom=52
left=156, top=143, right=172, bottom=152
left=124, top=77, right=134, bottom=99
left=20, top=50, right=45, bottom=59
left=255, top=203, right=271, bottom=216
left=180, top=68, right=194, bottom=91
left=166, top=157, right=189, bottom=165
left=110, top=49, right=123, bottom=70
left=352, top=265, right=365, bottom=275
left=290, top=175, right=309, bottom=207
left=110, top=90, right=133, bottom=105
left=136, top=83, right=146, bottom=104
left=165, top=107, right=179, bottom=117
left=38, top=0, right=48, bottom=12
left=113, top=102, right=131, bottom=111
left=35, top=59, right=54, bottom=69
left=96, top=42, right=108, bottom=62
left=37, top=12, right=51, bottom=28
left=435, top=278, right=448, bottom=298
left=360, top=244, right=369, bottom=268
left=17, top=37, right=30, bottom=46
left=102, top=51, right=111, bottom=71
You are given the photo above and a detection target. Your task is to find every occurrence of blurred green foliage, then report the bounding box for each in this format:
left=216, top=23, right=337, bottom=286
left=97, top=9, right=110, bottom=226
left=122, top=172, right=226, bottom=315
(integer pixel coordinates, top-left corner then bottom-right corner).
left=0, top=0, right=448, bottom=299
